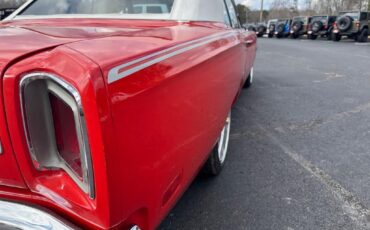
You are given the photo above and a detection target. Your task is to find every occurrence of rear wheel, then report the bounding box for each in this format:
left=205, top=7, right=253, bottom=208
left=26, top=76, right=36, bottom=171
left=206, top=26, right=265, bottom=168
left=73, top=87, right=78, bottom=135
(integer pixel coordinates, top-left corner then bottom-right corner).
left=291, top=33, right=299, bottom=39
left=326, top=29, right=333, bottom=40
left=203, top=113, right=231, bottom=176
left=357, top=29, right=369, bottom=43
left=332, top=33, right=341, bottom=42
left=243, top=67, right=254, bottom=89
left=310, top=34, right=318, bottom=40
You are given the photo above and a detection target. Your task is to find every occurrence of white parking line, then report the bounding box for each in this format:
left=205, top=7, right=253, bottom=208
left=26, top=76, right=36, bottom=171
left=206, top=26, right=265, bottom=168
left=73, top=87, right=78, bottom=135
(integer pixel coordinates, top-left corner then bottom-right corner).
left=258, top=124, right=370, bottom=229
left=355, top=43, right=370, bottom=46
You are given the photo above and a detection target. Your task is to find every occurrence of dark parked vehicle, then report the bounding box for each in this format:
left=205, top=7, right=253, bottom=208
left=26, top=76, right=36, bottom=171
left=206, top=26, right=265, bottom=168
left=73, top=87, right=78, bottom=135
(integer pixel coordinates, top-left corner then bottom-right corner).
left=0, top=8, right=16, bottom=20
left=332, top=11, right=370, bottom=42
left=290, top=16, right=312, bottom=39
left=267, top=19, right=278, bottom=38
left=256, top=23, right=267, bottom=38
left=275, top=18, right=292, bottom=38
left=308, top=15, right=337, bottom=40
left=246, top=23, right=257, bottom=32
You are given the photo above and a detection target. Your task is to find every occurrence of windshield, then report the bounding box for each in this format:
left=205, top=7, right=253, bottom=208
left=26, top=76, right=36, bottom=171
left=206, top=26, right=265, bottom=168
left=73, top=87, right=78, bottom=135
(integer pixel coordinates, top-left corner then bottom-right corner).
left=20, top=0, right=175, bottom=16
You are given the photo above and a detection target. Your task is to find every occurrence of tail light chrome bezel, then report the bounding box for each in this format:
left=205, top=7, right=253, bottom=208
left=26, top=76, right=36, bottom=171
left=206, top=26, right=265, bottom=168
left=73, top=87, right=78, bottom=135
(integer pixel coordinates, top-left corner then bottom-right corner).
left=19, top=72, right=95, bottom=198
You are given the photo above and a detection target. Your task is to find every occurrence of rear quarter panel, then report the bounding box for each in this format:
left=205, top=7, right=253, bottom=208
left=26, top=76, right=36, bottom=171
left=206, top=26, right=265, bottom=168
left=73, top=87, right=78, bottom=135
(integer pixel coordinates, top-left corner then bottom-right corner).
left=68, top=24, right=249, bottom=229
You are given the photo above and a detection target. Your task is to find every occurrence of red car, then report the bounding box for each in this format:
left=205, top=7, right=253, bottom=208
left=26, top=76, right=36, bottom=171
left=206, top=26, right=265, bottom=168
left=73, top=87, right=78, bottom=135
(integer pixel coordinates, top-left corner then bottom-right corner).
left=0, top=0, right=256, bottom=229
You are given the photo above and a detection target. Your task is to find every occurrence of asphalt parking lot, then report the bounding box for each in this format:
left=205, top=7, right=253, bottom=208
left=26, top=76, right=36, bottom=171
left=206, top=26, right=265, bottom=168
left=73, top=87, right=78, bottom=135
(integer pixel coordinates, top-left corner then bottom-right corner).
left=160, top=38, right=370, bottom=230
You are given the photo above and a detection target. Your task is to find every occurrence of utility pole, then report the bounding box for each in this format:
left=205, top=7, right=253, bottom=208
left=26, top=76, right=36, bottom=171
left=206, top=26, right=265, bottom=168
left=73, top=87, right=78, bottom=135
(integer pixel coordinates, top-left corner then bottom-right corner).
left=260, top=0, right=264, bottom=23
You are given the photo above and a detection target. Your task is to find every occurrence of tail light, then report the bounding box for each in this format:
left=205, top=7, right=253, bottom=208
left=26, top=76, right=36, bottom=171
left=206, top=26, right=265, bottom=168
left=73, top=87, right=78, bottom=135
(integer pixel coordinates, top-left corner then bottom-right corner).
left=333, top=22, right=337, bottom=29
left=20, top=73, right=94, bottom=198
left=355, top=21, right=360, bottom=28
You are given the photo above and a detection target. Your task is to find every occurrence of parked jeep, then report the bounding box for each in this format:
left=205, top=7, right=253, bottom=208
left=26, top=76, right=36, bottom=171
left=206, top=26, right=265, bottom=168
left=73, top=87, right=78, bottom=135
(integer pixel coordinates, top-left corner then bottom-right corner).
left=290, top=16, right=312, bottom=39
left=332, top=11, right=370, bottom=42
left=256, top=23, right=267, bottom=38
left=0, top=8, right=16, bottom=20
left=246, top=23, right=257, bottom=32
left=308, top=15, right=337, bottom=40
left=275, top=18, right=292, bottom=38
left=267, top=19, right=278, bottom=38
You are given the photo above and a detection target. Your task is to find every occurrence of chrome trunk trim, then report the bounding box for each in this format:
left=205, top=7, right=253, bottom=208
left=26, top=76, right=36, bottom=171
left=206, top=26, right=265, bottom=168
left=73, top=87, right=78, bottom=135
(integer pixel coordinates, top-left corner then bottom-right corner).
left=0, top=200, right=74, bottom=230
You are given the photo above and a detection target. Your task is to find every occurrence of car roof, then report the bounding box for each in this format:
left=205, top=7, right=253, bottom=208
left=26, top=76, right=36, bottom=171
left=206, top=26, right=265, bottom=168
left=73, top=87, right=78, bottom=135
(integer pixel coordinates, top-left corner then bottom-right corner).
left=339, top=11, right=361, bottom=13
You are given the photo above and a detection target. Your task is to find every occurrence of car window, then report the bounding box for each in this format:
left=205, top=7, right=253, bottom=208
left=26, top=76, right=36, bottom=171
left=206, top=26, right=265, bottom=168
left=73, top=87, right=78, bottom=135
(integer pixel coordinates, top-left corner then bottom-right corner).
left=360, top=12, right=367, bottom=20
left=20, top=0, right=174, bottom=15
left=223, top=5, right=232, bottom=27
left=224, top=0, right=240, bottom=28
left=339, top=12, right=360, bottom=20
left=133, top=5, right=143, bottom=14
left=312, top=16, right=328, bottom=23
left=293, top=17, right=308, bottom=23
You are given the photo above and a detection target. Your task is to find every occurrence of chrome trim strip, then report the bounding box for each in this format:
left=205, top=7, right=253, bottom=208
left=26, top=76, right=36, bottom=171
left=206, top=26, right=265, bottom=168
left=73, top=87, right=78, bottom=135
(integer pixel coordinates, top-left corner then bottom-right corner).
left=20, top=73, right=95, bottom=199
left=0, top=200, right=74, bottom=230
left=108, top=31, right=236, bottom=84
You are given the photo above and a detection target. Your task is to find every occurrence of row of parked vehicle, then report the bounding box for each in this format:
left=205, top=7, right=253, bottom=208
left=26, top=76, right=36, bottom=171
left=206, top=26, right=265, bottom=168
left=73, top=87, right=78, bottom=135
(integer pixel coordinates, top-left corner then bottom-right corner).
left=248, top=10, right=370, bottom=43
left=0, top=8, right=16, bottom=20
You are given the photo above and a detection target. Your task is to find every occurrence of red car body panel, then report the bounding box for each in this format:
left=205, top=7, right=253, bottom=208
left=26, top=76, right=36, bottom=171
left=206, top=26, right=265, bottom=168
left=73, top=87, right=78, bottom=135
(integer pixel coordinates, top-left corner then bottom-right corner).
left=0, top=18, right=256, bottom=229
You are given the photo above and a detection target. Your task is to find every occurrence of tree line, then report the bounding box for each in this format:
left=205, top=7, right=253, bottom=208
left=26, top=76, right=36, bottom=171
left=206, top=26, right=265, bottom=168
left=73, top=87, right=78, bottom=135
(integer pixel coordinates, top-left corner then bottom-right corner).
left=0, top=0, right=27, bottom=9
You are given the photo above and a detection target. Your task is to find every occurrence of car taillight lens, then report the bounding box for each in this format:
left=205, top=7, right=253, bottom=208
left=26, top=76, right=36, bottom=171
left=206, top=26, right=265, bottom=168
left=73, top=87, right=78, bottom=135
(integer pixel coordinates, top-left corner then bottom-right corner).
left=355, top=21, right=360, bottom=28
left=20, top=73, right=94, bottom=198
left=49, top=93, right=83, bottom=180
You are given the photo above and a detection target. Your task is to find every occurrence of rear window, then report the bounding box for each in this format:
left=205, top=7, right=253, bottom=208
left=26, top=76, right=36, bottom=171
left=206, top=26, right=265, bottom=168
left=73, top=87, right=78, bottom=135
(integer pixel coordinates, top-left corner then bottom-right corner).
left=147, top=6, right=165, bottom=13
left=312, top=16, right=328, bottom=22
left=360, top=12, right=368, bottom=20
left=339, top=12, right=360, bottom=20
left=20, top=0, right=174, bottom=16
left=293, top=17, right=308, bottom=23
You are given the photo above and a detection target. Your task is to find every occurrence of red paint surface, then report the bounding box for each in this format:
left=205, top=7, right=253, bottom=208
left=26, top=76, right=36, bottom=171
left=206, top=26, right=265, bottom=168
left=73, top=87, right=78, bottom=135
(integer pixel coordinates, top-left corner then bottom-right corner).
left=0, top=19, right=256, bottom=229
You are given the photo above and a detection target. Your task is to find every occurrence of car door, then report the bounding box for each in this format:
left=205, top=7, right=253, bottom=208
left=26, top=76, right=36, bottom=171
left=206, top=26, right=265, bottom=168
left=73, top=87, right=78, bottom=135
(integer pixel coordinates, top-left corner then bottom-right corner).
left=224, top=0, right=255, bottom=79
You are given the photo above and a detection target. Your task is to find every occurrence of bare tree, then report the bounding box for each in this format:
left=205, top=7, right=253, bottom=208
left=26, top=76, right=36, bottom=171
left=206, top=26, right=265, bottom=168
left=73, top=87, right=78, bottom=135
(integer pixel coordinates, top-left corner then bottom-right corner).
left=269, top=0, right=299, bottom=19
left=0, top=0, right=27, bottom=9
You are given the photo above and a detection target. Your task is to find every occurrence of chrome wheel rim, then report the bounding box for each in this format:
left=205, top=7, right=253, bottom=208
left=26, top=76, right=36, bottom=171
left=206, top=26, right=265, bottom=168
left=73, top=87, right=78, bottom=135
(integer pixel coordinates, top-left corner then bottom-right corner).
left=218, top=113, right=231, bottom=164
left=249, top=67, right=254, bottom=83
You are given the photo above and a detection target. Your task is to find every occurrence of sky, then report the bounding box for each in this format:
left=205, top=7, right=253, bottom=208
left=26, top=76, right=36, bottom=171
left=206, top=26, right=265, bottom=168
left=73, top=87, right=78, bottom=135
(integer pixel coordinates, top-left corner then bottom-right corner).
left=234, top=0, right=272, bottom=10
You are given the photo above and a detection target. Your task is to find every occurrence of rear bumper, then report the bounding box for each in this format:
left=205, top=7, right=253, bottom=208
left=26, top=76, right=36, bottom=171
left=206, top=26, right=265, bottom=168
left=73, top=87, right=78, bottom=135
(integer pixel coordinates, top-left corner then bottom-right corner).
left=333, top=29, right=358, bottom=35
left=308, top=30, right=328, bottom=36
left=0, top=200, right=75, bottom=230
